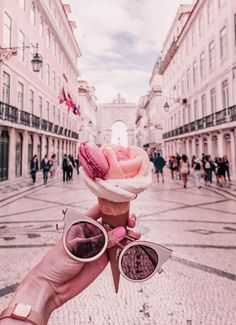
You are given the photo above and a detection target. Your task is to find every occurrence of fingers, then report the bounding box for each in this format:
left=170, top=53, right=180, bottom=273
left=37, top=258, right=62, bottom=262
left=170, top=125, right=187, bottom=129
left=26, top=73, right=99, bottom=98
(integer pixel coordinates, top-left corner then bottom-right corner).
left=127, top=213, right=136, bottom=228
left=85, top=204, right=100, bottom=220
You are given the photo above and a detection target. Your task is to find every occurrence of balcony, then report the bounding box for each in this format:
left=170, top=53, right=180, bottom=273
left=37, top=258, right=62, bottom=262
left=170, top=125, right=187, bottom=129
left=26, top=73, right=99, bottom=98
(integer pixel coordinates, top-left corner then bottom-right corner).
left=163, top=105, right=236, bottom=140
left=159, top=39, right=179, bottom=75
left=0, top=101, right=78, bottom=141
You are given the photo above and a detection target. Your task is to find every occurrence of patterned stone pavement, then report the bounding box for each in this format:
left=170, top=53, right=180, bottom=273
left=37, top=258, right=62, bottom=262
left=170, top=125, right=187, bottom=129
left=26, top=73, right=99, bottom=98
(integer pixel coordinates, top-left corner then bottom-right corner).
left=0, top=173, right=235, bottom=325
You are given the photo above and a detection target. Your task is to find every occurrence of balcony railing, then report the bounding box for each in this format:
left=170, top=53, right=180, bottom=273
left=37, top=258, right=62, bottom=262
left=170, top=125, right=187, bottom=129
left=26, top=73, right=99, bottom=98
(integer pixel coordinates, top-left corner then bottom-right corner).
left=0, top=101, right=79, bottom=140
left=163, top=105, right=236, bottom=140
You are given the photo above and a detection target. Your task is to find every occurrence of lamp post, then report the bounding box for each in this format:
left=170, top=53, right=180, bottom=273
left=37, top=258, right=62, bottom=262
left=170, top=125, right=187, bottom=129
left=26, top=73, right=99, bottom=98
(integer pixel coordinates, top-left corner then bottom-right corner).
left=0, top=43, right=43, bottom=72
left=163, top=102, right=169, bottom=112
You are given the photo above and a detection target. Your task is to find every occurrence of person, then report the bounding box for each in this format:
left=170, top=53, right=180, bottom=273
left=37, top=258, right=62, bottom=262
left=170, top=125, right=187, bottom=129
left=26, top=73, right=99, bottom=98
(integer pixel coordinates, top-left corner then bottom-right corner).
left=0, top=205, right=139, bottom=325
left=213, top=157, right=219, bottom=185
left=41, top=154, right=51, bottom=185
left=75, top=155, right=80, bottom=175
left=30, top=154, right=39, bottom=184
left=180, top=154, right=189, bottom=188
left=204, top=155, right=212, bottom=187
left=191, top=155, right=196, bottom=168
left=217, top=157, right=226, bottom=187
left=223, top=155, right=231, bottom=182
left=49, top=154, right=57, bottom=178
left=62, top=154, right=69, bottom=182
left=153, top=152, right=166, bottom=183
left=176, top=153, right=181, bottom=181
left=193, top=157, right=203, bottom=188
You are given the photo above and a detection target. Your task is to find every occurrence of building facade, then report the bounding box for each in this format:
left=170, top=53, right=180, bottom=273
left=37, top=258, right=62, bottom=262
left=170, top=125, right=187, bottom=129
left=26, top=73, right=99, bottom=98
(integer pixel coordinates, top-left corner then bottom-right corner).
left=159, top=0, right=236, bottom=177
left=77, top=80, right=98, bottom=145
left=135, top=61, right=163, bottom=156
left=0, top=0, right=81, bottom=182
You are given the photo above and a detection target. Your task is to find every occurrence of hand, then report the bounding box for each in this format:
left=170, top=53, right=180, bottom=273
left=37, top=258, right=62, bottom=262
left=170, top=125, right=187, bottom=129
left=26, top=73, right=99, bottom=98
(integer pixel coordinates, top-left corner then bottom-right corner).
left=5, top=205, right=140, bottom=323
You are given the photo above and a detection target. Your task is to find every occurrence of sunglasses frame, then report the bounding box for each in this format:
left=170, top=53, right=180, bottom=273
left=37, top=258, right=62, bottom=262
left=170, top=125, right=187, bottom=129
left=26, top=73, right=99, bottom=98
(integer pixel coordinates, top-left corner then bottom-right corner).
left=61, top=208, right=172, bottom=282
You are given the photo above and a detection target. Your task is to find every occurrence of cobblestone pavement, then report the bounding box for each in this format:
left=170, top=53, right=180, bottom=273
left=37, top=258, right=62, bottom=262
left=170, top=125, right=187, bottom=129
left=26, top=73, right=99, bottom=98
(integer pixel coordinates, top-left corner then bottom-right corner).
left=0, top=172, right=235, bottom=325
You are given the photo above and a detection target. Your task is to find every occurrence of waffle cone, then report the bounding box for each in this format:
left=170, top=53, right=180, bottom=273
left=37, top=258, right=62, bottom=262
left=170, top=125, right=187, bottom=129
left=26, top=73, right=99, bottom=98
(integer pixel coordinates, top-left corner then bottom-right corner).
left=98, top=197, right=130, bottom=293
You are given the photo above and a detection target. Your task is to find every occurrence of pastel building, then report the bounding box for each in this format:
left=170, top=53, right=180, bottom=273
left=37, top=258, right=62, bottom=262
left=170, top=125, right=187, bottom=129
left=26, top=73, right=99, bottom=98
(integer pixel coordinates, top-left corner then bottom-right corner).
left=0, top=0, right=81, bottom=182
left=160, top=0, right=236, bottom=177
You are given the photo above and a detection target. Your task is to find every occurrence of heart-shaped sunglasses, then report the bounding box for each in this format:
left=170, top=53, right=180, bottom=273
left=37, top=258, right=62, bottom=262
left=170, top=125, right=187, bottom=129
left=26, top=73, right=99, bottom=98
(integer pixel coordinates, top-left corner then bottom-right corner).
left=58, top=208, right=172, bottom=282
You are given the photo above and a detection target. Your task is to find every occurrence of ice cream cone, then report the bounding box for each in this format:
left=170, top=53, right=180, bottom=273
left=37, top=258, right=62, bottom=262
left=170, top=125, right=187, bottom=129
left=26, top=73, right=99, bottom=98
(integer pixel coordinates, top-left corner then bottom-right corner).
left=98, top=197, right=130, bottom=293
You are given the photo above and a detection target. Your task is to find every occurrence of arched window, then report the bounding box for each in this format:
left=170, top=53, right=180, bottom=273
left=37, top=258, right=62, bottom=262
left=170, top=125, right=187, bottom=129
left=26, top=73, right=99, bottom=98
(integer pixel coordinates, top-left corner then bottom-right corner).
left=30, top=2, right=36, bottom=26
left=39, top=16, right=44, bottom=37
left=28, top=134, right=33, bottom=173
left=0, top=130, right=9, bottom=181
left=111, top=121, right=128, bottom=146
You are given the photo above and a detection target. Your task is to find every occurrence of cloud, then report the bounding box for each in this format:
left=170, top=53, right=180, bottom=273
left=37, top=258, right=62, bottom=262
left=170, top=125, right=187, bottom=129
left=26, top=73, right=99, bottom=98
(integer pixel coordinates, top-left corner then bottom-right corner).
left=65, top=0, right=193, bottom=102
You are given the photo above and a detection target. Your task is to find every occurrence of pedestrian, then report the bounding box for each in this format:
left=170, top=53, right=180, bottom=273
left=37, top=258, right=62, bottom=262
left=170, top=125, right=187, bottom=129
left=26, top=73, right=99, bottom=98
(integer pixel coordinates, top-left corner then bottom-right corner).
left=191, top=155, right=196, bottom=168
left=62, top=154, right=69, bottom=182
left=217, top=157, right=226, bottom=187
left=169, top=156, right=175, bottom=180
left=41, top=154, right=51, bottom=185
left=30, top=154, right=39, bottom=184
left=213, top=157, right=219, bottom=185
left=75, top=155, right=80, bottom=175
left=180, top=154, right=189, bottom=188
left=204, top=155, right=212, bottom=187
left=223, top=155, right=231, bottom=182
left=193, top=157, right=203, bottom=188
left=49, top=154, right=57, bottom=178
left=153, top=152, right=166, bottom=183
left=176, top=153, right=181, bottom=181
left=68, top=155, right=75, bottom=180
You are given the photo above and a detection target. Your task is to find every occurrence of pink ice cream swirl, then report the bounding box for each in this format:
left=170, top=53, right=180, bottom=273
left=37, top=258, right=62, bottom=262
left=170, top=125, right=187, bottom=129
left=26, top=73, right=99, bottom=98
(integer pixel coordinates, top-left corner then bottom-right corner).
left=79, top=143, right=152, bottom=203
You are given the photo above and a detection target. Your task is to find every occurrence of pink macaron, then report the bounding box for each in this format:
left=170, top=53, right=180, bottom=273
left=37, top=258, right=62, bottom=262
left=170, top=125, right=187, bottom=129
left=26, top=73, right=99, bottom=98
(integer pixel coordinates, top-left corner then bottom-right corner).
left=79, top=142, right=109, bottom=179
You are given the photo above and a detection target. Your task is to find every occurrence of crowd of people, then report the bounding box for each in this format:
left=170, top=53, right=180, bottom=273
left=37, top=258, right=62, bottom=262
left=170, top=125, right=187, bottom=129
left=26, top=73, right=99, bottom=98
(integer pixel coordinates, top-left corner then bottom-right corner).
left=29, top=153, right=80, bottom=184
left=150, top=152, right=231, bottom=189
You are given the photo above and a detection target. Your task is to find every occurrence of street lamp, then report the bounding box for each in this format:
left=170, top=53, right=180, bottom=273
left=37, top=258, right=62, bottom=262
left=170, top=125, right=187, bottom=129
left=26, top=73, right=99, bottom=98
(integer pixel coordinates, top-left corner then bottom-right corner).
left=88, top=120, right=93, bottom=127
left=163, top=102, right=169, bottom=112
left=163, top=98, right=187, bottom=112
left=0, top=43, right=43, bottom=72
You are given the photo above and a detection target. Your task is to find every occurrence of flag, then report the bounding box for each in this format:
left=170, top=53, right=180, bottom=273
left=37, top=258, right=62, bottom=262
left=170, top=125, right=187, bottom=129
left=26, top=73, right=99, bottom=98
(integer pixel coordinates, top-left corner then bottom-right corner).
left=59, top=87, right=67, bottom=104
left=66, top=93, right=74, bottom=113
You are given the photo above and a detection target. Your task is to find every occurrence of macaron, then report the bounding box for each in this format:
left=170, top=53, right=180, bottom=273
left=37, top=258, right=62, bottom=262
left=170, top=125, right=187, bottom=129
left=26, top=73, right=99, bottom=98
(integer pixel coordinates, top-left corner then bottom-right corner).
left=79, top=142, right=109, bottom=179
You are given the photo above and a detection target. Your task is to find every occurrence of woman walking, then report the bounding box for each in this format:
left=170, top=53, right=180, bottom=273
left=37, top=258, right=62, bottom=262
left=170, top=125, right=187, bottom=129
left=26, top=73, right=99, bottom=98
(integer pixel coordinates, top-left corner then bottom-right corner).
left=180, top=154, right=189, bottom=188
left=49, top=154, right=57, bottom=178
left=193, top=157, right=202, bottom=188
left=30, top=154, right=39, bottom=184
left=204, top=156, right=212, bottom=186
left=41, top=154, right=51, bottom=185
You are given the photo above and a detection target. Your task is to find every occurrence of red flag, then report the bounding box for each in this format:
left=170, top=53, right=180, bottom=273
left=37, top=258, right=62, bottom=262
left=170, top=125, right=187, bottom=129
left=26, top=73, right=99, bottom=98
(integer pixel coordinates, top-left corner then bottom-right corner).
left=59, top=87, right=67, bottom=104
left=72, top=104, right=81, bottom=117
left=66, top=93, right=74, bottom=113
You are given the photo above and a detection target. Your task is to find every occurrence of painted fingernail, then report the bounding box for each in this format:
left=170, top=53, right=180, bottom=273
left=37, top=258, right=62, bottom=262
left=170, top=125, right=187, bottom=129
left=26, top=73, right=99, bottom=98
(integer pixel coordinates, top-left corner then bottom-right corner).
left=113, top=227, right=126, bottom=239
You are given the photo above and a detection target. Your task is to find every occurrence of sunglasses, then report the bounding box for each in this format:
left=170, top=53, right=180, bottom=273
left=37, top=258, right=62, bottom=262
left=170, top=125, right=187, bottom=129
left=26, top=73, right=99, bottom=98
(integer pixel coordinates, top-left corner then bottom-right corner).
left=59, top=208, right=172, bottom=283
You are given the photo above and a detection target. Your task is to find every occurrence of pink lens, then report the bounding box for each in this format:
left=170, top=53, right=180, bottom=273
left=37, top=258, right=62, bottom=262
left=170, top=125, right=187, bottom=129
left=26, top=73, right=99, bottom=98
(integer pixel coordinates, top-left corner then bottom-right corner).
left=121, top=245, right=158, bottom=280
left=65, top=222, right=106, bottom=259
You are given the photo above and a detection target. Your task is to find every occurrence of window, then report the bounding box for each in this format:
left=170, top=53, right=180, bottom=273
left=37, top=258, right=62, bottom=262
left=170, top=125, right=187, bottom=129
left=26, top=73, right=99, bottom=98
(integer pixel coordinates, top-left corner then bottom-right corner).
left=198, top=13, right=204, bottom=37
left=191, top=25, right=196, bottom=47
left=39, top=96, right=42, bottom=118
left=187, top=68, right=191, bottom=91
left=207, top=0, right=214, bottom=24
left=200, top=52, right=206, bottom=79
left=210, top=88, right=216, bottom=113
left=19, top=0, right=25, bottom=10
left=17, top=82, right=24, bottom=110
left=39, top=16, right=44, bottom=38
left=46, top=63, right=50, bottom=86
left=181, top=74, right=185, bottom=97
left=58, top=109, right=60, bottom=125
left=53, top=105, right=56, bottom=122
left=3, top=12, right=12, bottom=47
left=18, top=30, right=25, bottom=61
left=201, top=94, right=206, bottom=117
left=40, top=62, right=43, bottom=80
left=2, top=72, right=10, bottom=104
left=46, top=101, right=49, bottom=120
left=187, top=104, right=191, bottom=123
left=53, top=38, right=56, bottom=55
left=193, top=61, right=197, bottom=86
left=222, top=80, right=229, bottom=108
left=57, top=77, right=60, bottom=96
left=52, top=70, right=56, bottom=91
left=46, top=28, right=50, bottom=47
left=30, top=2, right=36, bottom=25
left=220, top=26, right=227, bottom=59
left=194, top=99, right=198, bottom=120
left=29, top=89, right=34, bottom=114
left=209, top=41, right=215, bottom=70
left=234, top=14, right=236, bottom=46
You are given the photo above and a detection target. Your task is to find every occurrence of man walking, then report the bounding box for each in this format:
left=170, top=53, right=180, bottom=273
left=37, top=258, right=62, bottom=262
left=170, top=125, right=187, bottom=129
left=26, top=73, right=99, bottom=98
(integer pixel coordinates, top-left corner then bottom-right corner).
left=154, top=152, right=166, bottom=183
left=30, top=154, right=39, bottom=184
left=41, top=154, right=51, bottom=185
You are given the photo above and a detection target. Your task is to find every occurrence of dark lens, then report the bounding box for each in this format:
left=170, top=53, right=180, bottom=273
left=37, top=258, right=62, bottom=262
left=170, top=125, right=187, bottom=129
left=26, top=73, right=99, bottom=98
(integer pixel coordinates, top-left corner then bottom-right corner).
left=121, top=245, right=158, bottom=280
left=65, top=222, right=106, bottom=259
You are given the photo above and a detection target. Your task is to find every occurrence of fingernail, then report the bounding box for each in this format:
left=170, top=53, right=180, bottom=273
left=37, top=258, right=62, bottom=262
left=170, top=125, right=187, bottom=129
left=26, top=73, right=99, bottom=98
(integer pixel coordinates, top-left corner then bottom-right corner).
left=113, top=227, right=126, bottom=239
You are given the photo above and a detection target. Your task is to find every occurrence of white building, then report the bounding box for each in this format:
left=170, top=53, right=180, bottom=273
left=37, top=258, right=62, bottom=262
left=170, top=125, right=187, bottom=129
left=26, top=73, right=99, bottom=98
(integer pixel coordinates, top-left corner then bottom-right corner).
left=0, top=0, right=81, bottom=182
left=135, top=61, right=163, bottom=156
left=159, top=0, right=236, bottom=177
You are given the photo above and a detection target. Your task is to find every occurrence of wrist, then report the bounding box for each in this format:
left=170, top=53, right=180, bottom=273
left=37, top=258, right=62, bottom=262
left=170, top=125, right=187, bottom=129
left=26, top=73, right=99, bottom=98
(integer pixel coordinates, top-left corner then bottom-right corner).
left=7, top=271, right=55, bottom=322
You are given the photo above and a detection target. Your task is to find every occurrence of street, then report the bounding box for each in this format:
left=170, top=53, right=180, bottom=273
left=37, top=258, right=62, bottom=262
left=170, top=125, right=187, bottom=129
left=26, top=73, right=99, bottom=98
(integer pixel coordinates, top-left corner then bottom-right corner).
left=0, top=173, right=235, bottom=325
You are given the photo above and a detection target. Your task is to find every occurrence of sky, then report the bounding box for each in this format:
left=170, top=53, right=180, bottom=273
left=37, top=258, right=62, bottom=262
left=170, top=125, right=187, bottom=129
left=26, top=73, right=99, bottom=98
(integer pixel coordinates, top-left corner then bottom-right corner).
left=66, top=0, right=193, bottom=103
